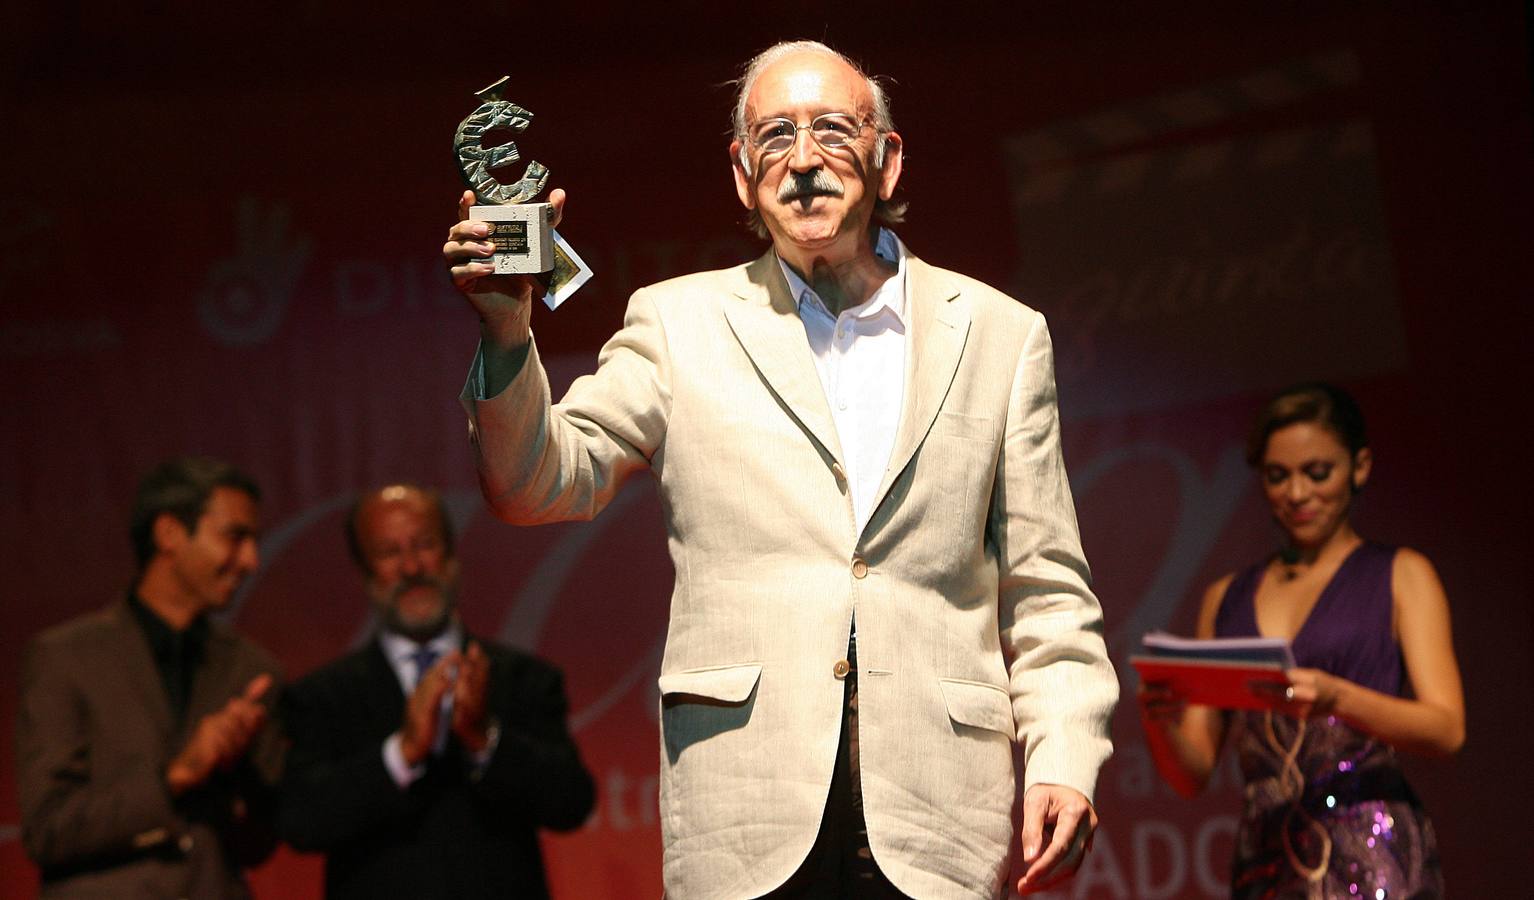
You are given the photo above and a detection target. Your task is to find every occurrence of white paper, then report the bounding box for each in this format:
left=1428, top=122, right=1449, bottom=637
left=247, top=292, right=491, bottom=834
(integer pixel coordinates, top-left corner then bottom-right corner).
left=543, top=229, right=593, bottom=310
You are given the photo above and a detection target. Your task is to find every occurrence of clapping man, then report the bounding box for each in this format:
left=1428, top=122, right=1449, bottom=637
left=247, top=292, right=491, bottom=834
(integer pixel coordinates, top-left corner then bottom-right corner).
left=16, top=457, right=283, bottom=898
left=278, top=484, right=594, bottom=899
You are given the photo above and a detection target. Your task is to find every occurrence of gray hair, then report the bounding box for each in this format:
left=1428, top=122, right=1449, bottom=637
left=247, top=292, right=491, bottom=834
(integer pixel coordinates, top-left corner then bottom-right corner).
left=731, top=40, right=908, bottom=237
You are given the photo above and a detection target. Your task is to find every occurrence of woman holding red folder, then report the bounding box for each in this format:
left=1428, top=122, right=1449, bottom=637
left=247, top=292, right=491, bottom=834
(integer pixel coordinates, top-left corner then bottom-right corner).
left=1139, top=383, right=1464, bottom=899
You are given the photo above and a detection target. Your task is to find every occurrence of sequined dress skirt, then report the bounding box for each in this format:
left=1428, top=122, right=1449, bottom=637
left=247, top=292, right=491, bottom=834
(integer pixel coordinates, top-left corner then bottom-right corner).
left=1231, top=712, right=1441, bottom=900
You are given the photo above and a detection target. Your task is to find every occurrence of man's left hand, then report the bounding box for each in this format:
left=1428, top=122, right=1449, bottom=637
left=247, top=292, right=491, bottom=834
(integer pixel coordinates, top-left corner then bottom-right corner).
left=451, top=642, right=492, bottom=753
left=1016, top=784, right=1098, bottom=894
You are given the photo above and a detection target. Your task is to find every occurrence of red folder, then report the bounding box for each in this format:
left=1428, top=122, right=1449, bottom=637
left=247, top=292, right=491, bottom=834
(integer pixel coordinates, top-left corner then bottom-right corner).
left=1131, top=656, right=1292, bottom=711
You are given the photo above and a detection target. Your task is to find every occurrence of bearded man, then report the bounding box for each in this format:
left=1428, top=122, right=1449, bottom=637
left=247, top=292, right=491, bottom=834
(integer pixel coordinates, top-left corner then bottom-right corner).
left=277, top=484, right=594, bottom=899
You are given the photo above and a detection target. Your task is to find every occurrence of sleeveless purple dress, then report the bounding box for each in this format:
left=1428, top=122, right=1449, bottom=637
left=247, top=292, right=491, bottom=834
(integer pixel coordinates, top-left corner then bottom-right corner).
left=1214, top=542, right=1442, bottom=899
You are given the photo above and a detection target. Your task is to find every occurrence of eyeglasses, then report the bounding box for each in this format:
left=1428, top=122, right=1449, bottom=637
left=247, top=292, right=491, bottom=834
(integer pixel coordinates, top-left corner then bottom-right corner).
left=746, top=112, right=874, bottom=155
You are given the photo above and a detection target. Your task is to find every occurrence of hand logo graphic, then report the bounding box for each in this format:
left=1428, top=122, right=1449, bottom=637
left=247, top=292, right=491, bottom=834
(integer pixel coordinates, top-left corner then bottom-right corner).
left=198, top=198, right=311, bottom=346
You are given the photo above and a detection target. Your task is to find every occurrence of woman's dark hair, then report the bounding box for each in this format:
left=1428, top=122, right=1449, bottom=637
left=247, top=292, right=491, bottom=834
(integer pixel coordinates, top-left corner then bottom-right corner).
left=1245, top=382, right=1369, bottom=467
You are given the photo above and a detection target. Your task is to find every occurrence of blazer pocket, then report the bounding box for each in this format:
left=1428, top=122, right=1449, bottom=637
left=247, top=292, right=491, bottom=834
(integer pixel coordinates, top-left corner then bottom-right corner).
left=939, top=678, right=1015, bottom=737
left=659, top=663, right=762, bottom=705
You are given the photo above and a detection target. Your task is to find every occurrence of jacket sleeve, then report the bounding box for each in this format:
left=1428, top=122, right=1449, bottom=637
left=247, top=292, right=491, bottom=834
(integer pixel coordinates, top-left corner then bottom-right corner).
left=469, top=657, right=595, bottom=831
left=221, top=664, right=285, bottom=868
left=460, top=287, right=673, bottom=525
left=992, top=312, right=1119, bottom=803
left=15, top=636, right=183, bottom=868
left=276, top=677, right=423, bottom=852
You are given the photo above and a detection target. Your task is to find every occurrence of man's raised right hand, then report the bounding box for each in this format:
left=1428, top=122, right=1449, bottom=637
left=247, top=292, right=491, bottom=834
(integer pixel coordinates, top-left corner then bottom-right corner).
left=443, top=188, right=566, bottom=351
left=165, top=673, right=272, bottom=796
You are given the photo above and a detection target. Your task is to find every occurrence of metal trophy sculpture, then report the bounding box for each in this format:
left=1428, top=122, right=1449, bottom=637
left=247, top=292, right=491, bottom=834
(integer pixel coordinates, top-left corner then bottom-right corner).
left=454, top=76, right=591, bottom=308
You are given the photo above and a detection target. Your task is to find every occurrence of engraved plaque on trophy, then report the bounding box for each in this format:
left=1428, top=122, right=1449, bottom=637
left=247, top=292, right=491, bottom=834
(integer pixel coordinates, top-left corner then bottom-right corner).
left=454, top=77, right=591, bottom=306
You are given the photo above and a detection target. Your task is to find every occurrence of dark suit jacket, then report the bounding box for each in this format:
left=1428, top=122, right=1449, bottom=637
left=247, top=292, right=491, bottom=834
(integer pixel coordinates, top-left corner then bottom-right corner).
left=15, top=601, right=284, bottom=899
left=278, top=633, right=595, bottom=900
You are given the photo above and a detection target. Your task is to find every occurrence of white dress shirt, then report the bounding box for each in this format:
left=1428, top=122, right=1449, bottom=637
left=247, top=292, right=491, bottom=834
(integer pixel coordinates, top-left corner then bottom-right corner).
left=379, top=621, right=463, bottom=698
left=777, top=228, right=908, bottom=534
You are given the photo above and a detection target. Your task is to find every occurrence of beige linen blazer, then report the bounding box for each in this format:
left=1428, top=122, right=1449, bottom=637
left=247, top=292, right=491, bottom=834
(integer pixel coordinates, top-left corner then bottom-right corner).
left=462, top=248, right=1118, bottom=899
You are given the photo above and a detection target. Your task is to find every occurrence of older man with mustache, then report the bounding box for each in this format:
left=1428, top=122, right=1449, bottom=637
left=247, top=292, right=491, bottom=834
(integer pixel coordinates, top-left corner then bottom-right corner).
left=445, top=40, right=1119, bottom=899
left=277, top=484, right=594, bottom=900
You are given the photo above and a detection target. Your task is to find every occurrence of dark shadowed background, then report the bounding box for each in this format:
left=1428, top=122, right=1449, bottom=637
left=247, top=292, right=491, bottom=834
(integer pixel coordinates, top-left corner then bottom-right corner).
left=3, top=2, right=1530, bottom=897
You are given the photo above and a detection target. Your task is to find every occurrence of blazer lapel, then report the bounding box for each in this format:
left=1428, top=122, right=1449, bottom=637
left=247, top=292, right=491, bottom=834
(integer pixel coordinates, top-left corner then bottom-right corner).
left=186, top=624, right=239, bottom=727
left=363, top=639, right=407, bottom=725
left=868, top=256, right=971, bottom=524
left=722, top=251, right=846, bottom=467
left=104, top=602, right=176, bottom=739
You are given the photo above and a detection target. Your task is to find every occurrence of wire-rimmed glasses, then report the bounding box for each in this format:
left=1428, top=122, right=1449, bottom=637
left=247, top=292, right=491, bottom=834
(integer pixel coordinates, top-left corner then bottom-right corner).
left=746, top=112, right=874, bottom=156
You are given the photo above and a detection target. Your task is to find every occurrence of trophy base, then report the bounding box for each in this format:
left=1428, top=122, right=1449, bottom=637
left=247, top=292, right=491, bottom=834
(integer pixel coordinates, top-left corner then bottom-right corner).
left=472, top=203, right=553, bottom=274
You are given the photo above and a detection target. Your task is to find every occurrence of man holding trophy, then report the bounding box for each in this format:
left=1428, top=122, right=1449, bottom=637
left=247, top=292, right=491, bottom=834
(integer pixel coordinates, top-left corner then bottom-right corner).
left=443, top=41, right=1118, bottom=899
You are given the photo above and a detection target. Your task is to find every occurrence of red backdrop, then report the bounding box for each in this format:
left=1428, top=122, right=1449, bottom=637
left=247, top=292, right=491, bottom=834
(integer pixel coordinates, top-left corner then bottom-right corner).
left=3, top=3, right=1530, bottom=897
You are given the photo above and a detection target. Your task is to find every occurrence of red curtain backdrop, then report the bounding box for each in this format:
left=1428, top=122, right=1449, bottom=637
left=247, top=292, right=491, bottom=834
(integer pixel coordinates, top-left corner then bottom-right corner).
left=3, top=4, right=1530, bottom=897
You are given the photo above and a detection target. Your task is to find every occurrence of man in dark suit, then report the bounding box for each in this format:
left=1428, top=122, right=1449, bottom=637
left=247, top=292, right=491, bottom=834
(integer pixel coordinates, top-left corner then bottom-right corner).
left=16, top=457, right=284, bottom=898
left=278, top=484, right=595, bottom=899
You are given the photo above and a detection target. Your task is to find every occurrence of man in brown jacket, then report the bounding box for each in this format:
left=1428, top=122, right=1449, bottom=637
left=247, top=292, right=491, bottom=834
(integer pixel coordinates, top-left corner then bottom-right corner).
left=15, top=457, right=284, bottom=898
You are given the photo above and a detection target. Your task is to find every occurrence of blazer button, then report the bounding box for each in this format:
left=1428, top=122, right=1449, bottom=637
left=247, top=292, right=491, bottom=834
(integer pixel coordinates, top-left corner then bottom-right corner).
left=833, top=659, right=851, bottom=679
left=831, top=462, right=847, bottom=490
left=851, top=557, right=868, bottom=579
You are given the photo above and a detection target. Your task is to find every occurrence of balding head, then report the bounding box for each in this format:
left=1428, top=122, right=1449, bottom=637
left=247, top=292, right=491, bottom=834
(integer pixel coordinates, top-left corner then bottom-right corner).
left=346, top=485, right=455, bottom=576
left=347, top=484, right=460, bottom=641
left=730, top=41, right=907, bottom=239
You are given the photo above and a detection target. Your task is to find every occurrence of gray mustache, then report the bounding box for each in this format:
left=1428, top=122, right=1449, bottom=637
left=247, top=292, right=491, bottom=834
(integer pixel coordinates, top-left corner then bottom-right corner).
left=388, top=574, right=448, bottom=603
left=778, top=170, right=844, bottom=203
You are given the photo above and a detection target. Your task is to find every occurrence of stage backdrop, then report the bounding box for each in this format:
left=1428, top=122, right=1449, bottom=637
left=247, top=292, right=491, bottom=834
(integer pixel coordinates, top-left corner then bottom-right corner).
left=3, top=4, right=1530, bottom=897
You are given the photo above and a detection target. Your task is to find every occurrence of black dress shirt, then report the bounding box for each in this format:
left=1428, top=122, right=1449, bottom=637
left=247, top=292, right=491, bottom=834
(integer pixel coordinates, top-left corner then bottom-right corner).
left=126, top=592, right=209, bottom=724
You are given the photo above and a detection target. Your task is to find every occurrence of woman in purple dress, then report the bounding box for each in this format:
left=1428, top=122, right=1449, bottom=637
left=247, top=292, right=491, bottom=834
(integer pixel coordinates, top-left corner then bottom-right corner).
left=1139, top=384, right=1465, bottom=899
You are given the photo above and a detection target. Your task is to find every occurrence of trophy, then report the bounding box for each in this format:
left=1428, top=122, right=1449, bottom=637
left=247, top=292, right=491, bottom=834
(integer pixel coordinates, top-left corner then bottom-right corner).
left=454, top=76, right=591, bottom=308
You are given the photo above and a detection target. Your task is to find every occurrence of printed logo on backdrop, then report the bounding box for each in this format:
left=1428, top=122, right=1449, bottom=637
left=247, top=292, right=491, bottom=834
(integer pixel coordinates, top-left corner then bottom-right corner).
left=1005, top=50, right=1408, bottom=420
left=198, top=197, right=312, bottom=346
